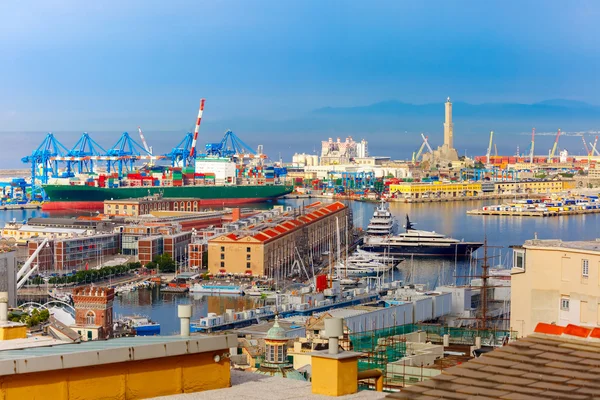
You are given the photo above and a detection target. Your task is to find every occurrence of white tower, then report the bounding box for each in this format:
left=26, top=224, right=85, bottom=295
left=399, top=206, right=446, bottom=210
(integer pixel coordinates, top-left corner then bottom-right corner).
left=443, top=97, right=453, bottom=149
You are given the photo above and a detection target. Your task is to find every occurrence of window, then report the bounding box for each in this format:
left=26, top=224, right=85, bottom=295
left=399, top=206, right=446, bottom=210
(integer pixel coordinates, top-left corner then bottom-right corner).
left=277, top=345, right=284, bottom=362
left=85, top=311, right=96, bottom=325
left=582, top=259, right=589, bottom=277
left=220, top=261, right=225, bottom=268
left=87, top=331, right=93, bottom=340
left=513, top=249, right=525, bottom=270
left=221, top=246, right=225, bottom=252
left=246, top=254, right=251, bottom=260
left=247, top=247, right=251, bottom=253
left=247, top=262, right=251, bottom=269
left=561, top=297, right=570, bottom=311
left=220, top=253, right=225, bottom=260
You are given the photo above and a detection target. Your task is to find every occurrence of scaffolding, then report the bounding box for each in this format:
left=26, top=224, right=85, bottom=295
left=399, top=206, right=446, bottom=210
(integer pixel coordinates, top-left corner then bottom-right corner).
left=341, top=322, right=517, bottom=392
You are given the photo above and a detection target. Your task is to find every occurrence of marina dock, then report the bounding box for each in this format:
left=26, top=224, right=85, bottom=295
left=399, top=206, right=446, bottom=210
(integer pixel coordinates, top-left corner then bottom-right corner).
left=467, top=208, right=600, bottom=217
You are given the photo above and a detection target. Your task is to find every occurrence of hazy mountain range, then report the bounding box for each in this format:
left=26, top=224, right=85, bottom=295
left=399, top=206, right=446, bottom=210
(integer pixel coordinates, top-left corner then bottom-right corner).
left=4, top=99, right=600, bottom=169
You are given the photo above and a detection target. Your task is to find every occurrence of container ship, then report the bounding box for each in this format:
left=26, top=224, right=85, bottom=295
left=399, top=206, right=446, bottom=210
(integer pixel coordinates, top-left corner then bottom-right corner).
left=42, top=157, right=292, bottom=211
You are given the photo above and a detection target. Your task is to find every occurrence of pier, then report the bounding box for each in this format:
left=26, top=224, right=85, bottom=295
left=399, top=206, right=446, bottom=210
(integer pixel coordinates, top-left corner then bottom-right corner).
left=467, top=208, right=600, bottom=217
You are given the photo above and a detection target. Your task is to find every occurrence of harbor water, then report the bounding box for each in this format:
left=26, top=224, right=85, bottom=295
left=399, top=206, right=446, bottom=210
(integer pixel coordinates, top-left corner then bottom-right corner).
left=6, top=198, right=599, bottom=334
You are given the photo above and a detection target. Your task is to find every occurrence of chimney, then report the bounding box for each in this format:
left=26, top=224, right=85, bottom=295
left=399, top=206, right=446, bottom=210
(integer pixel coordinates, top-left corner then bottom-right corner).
left=324, top=317, right=343, bottom=355
left=178, top=304, right=192, bottom=337
left=231, top=208, right=241, bottom=223
left=0, top=292, right=8, bottom=322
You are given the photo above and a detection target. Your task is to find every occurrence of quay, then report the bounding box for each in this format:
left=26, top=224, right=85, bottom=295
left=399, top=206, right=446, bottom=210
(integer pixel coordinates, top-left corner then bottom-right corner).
left=467, top=207, right=600, bottom=217
left=0, top=203, right=42, bottom=211
left=281, top=193, right=548, bottom=204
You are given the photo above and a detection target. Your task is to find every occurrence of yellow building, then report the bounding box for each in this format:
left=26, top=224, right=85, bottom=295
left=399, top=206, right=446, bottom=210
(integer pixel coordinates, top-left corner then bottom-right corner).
left=207, top=202, right=349, bottom=278
left=511, top=239, right=600, bottom=338
left=389, top=182, right=481, bottom=199
left=494, top=179, right=573, bottom=194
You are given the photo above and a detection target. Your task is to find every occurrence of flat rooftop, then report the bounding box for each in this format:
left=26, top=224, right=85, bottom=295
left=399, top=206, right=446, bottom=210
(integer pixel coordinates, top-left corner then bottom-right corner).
left=153, top=370, right=387, bottom=400
left=0, top=334, right=236, bottom=376
left=523, top=238, right=600, bottom=252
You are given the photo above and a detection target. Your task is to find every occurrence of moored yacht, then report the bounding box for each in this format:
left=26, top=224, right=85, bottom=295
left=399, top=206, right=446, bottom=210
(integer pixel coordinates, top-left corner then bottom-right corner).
left=366, top=199, right=395, bottom=236
left=362, top=214, right=482, bottom=257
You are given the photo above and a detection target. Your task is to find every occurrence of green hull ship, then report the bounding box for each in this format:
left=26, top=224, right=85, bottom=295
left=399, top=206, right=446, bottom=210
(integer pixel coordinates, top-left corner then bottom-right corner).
left=42, top=184, right=294, bottom=210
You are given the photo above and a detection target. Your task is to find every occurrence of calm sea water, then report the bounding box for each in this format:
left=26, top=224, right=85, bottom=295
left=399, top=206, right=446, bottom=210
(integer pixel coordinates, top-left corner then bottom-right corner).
left=7, top=198, right=599, bottom=334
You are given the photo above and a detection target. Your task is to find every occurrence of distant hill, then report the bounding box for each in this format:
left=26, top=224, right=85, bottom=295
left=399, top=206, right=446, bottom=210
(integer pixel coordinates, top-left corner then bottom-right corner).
left=313, top=99, right=600, bottom=119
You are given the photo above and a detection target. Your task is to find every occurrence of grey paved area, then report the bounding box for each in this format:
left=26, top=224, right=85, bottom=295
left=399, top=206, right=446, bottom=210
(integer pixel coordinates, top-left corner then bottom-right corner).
left=153, top=370, right=388, bottom=399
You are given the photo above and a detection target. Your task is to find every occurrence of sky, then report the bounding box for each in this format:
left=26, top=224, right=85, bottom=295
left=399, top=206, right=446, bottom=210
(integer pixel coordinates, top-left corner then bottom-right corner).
left=1, top=1, right=599, bottom=161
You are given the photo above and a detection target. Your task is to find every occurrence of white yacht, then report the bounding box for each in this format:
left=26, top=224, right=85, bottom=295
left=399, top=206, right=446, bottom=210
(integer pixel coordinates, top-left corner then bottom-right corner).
left=365, top=199, right=395, bottom=236
left=335, top=258, right=392, bottom=278
left=363, top=214, right=483, bottom=257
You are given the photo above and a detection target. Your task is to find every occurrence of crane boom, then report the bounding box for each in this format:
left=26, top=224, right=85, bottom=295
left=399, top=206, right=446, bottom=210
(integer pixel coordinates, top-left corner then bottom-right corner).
left=415, top=140, right=427, bottom=161
left=486, top=131, right=494, bottom=164
left=582, top=135, right=590, bottom=155
left=421, top=133, right=433, bottom=153
left=189, top=99, right=206, bottom=158
left=529, top=128, right=535, bottom=163
left=591, top=136, right=599, bottom=156
left=137, top=126, right=152, bottom=154
left=548, top=128, right=561, bottom=161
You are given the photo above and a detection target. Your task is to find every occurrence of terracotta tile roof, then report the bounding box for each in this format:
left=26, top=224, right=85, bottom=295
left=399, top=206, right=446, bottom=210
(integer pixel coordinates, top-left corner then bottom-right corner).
left=387, top=323, right=600, bottom=400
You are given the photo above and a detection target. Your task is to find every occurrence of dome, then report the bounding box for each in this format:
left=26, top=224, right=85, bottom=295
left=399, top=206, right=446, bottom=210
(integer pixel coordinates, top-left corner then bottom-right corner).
left=266, top=316, right=286, bottom=340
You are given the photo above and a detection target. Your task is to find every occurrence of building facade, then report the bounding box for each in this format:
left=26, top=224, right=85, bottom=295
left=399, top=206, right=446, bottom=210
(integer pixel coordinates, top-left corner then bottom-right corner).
left=207, top=202, right=349, bottom=279
left=71, top=286, right=115, bottom=341
left=511, top=239, right=600, bottom=337
left=390, top=182, right=482, bottom=199
left=0, top=251, right=17, bottom=307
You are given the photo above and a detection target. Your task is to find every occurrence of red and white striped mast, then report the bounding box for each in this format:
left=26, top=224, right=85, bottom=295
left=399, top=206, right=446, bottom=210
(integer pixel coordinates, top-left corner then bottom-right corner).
left=137, top=126, right=152, bottom=154
left=189, top=99, right=206, bottom=158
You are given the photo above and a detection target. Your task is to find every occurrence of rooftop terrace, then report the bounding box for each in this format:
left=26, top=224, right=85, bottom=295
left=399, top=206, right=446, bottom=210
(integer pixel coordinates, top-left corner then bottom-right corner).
left=523, top=238, right=600, bottom=252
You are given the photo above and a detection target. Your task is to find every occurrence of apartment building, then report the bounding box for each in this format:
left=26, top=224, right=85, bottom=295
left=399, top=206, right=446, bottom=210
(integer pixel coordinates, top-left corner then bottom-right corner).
left=511, top=238, right=600, bottom=337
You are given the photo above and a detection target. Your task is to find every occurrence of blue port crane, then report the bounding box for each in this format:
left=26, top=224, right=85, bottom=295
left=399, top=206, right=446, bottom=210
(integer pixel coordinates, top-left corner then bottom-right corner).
left=205, top=130, right=256, bottom=159
left=50, top=132, right=108, bottom=176
left=105, top=132, right=158, bottom=176
left=167, top=132, right=194, bottom=167
left=21, top=133, right=70, bottom=198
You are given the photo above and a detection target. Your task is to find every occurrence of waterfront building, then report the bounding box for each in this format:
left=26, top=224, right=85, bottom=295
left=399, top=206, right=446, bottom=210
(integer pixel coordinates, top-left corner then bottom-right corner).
left=28, top=233, right=121, bottom=272
left=207, top=202, right=349, bottom=278
left=104, top=196, right=171, bottom=216
left=389, top=182, right=482, bottom=199
left=493, top=179, right=574, bottom=194
left=2, top=222, right=88, bottom=244
left=71, top=286, right=115, bottom=341
left=255, top=316, right=306, bottom=381
left=511, top=239, right=600, bottom=337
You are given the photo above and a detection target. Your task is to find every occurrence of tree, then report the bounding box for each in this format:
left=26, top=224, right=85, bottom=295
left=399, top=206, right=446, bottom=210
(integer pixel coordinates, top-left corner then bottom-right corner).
left=474, top=161, right=485, bottom=170
left=153, top=254, right=176, bottom=273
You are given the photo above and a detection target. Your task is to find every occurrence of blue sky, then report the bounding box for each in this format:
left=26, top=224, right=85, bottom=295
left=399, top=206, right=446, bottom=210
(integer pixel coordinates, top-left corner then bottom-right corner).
left=1, top=1, right=599, bottom=144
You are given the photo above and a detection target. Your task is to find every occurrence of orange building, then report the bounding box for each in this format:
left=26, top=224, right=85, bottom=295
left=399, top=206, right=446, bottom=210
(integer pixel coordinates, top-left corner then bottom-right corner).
left=72, top=286, right=115, bottom=341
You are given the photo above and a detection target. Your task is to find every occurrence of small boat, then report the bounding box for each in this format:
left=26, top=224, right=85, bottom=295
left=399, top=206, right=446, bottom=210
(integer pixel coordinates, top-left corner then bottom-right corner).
left=119, top=316, right=160, bottom=336
left=189, top=284, right=244, bottom=295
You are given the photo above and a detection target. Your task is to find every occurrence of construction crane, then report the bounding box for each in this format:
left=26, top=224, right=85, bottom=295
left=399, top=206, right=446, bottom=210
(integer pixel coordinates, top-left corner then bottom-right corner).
left=548, top=128, right=561, bottom=162
left=582, top=135, right=590, bottom=156
left=529, top=128, right=535, bottom=163
left=590, top=136, right=600, bottom=157
left=412, top=134, right=430, bottom=162
left=189, top=99, right=206, bottom=159
left=494, top=144, right=498, bottom=157
left=486, top=131, right=494, bottom=165
left=137, top=126, right=152, bottom=155
left=422, top=133, right=433, bottom=154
